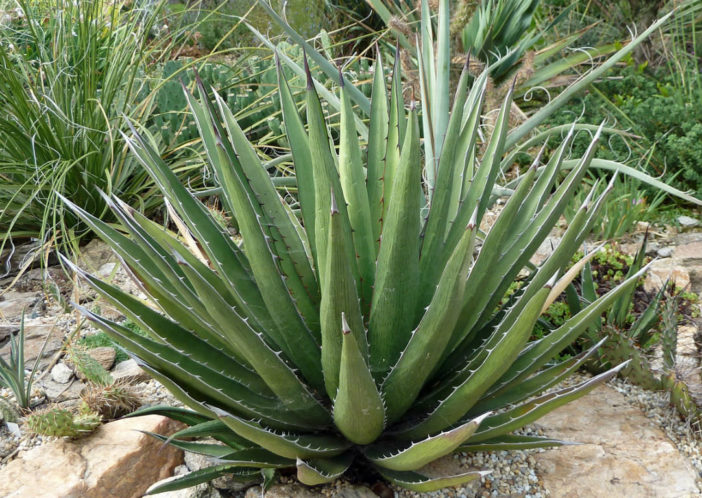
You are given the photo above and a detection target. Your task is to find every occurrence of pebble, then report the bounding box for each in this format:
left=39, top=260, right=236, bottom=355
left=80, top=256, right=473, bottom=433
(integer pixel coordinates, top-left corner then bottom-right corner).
left=678, top=216, right=700, bottom=228
left=50, top=362, right=73, bottom=384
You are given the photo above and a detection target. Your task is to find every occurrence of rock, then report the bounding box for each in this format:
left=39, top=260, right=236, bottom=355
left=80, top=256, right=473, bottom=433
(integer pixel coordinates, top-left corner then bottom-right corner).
left=677, top=215, right=700, bottom=228
left=50, top=362, right=73, bottom=384
left=39, top=377, right=83, bottom=402
left=674, top=241, right=702, bottom=266
left=0, top=319, right=63, bottom=368
left=533, top=384, right=699, bottom=497
left=643, top=258, right=690, bottom=293
left=97, top=262, right=118, bottom=279
left=0, top=415, right=184, bottom=498
left=656, top=246, right=674, bottom=258
left=87, top=346, right=116, bottom=370
left=78, top=239, right=118, bottom=272
left=531, top=236, right=562, bottom=266
left=0, top=291, right=41, bottom=322
left=111, top=358, right=151, bottom=384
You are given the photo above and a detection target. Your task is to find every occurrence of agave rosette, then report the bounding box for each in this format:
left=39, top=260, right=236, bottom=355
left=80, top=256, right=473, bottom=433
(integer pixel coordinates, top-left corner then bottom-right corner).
left=62, top=45, right=646, bottom=493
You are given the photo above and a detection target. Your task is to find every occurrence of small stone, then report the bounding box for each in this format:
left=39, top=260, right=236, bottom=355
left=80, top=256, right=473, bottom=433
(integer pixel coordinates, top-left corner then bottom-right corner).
left=97, top=262, right=118, bottom=279
left=677, top=215, right=700, bottom=228
left=656, top=246, right=674, bottom=258
left=111, top=358, right=151, bottom=384
left=88, top=346, right=116, bottom=371
left=50, top=362, right=73, bottom=384
left=643, top=258, right=690, bottom=293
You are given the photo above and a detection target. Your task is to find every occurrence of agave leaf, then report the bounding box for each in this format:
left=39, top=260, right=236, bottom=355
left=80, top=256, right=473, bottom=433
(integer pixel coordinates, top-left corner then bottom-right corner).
left=333, top=315, right=385, bottom=445
left=382, top=54, right=406, bottom=219
left=76, top=305, right=319, bottom=430
left=125, top=405, right=210, bottom=426
left=296, top=453, right=354, bottom=486
left=369, top=104, right=421, bottom=378
left=376, top=467, right=489, bottom=493
left=211, top=88, right=320, bottom=328
left=143, top=432, right=242, bottom=459
left=449, top=128, right=603, bottom=359
left=565, top=158, right=702, bottom=206
left=338, top=70, right=375, bottom=310
left=398, top=286, right=551, bottom=440
left=419, top=62, right=472, bottom=294
left=60, top=198, right=216, bottom=339
left=276, top=57, right=316, bottom=258
left=366, top=49, right=389, bottom=250
left=466, top=363, right=627, bottom=443
left=459, top=435, right=575, bottom=452
left=448, top=70, right=488, bottom=224
left=63, top=257, right=271, bottom=396
left=120, top=125, right=274, bottom=336
left=145, top=466, right=260, bottom=495
left=305, top=60, right=357, bottom=287
left=473, top=338, right=608, bottom=414
left=175, top=259, right=327, bottom=419
left=184, top=87, right=322, bottom=383
left=442, top=79, right=510, bottom=260
left=445, top=163, right=539, bottom=352
left=217, top=411, right=351, bottom=460
left=382, top=218, right=477, bottom=422
left=320, top=196, right=367, bottom=399
left=366, top=413, right=489, bottom=471
left=487, top=265, right=650, bottom=398
left=169, top=420, right=254, bottom=449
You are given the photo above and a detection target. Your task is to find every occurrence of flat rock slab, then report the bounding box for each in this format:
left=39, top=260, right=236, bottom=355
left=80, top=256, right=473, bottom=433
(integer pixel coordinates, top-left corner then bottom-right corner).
left=0, top=319, right=63, bottom=367
left=533, top=384, right=699, bottom=497
left=0, top=415, right=184, bottom=498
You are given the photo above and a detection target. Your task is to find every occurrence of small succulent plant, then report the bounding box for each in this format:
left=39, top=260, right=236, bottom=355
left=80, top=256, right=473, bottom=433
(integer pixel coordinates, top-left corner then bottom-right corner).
left=61, top=10, right=647, bottom=495
left=25, top=405, right=102, bottom=438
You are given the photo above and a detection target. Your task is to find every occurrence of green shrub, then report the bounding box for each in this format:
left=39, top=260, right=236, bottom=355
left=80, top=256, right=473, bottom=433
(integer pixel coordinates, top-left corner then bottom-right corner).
left=543, top=63, right=702, bottom=197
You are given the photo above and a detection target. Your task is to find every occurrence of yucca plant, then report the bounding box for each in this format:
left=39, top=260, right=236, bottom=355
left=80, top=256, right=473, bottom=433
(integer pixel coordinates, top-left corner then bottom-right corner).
left=59, top=43, right=652, bottom=491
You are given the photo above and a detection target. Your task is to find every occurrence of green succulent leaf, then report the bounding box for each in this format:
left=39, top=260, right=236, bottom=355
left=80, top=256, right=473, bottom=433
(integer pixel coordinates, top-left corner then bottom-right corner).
left=332, top=315, right=385, bottom=445
left=145, top=465, right=260, bottom=495
left=296, top=453, right=354, bottom=486
left=366, top=412, right=489, bottom=471
left=376, top=467, right=489, bottom=492
left=459, top=435, right=575, bottom=452
left=218, top=411, right=352, bottom=460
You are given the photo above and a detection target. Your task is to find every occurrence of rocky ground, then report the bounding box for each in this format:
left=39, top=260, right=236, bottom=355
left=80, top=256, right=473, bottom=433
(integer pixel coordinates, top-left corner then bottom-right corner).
left=0, top=220, right=701, bottom=497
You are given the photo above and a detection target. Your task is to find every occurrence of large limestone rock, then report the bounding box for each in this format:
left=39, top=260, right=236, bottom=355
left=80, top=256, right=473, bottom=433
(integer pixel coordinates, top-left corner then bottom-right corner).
left=534, top=385, right=699, bottom=497
left=0, top=415, right=184, bottom=497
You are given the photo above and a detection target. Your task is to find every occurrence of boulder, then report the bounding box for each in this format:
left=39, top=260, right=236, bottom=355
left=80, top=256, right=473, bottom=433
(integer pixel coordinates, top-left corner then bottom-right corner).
left=0, top=415, right=184, bottom=497
left=534, top=384, right=699, bottom=497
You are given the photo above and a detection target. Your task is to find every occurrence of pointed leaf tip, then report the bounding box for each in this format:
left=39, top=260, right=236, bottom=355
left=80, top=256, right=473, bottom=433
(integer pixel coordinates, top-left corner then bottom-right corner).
left=304, top=52, right=313, bottom=90
left=330, top=188, right=339, bottom=215
left=341, top=313, right=351, bottom=336
left=337, top=64, right=345, bottom=87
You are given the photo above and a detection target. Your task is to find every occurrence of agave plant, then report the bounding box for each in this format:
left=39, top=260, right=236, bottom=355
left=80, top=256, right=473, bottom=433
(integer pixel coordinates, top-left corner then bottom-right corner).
left=60, top=43, right=652, bottom=493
